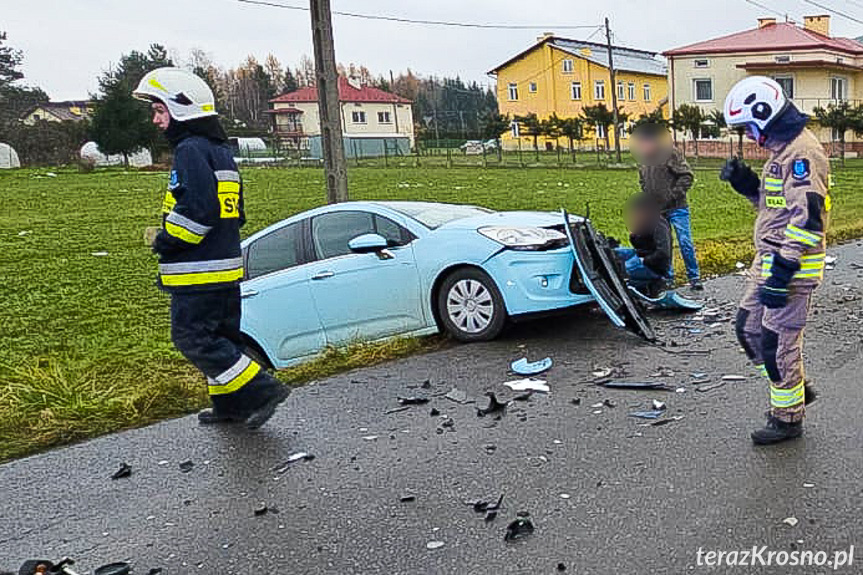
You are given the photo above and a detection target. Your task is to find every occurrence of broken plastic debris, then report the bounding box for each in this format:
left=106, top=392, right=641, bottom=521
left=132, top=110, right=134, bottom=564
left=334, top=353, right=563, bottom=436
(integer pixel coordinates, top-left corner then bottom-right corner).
left=274, top=452, right=314, bottom=473
left=254, top=503, right=269, bottom=516
left=469, top=494, right=504, bottom=514
left=648, top=416, right=684, bottom=427
left=92, top=251, right=109, bottom=257
left=736, top=261, right=746, bottom=270
left=825, top=255, right=837, bottom=265
left=511, top=357, right=553, bottom=376
left=652, top=399, right=666, bottom=411
left=721, top=375, right=747, bottom=382
left=398, top=396, right=429, bottom=405
left=504, top=378, right=550, bottom=393
left=400, top=494, right=416, bottom=503
left=426, top=541, right=445, bottom=550
left=477, top=392, right=508, bottom=417
left=695, top=381, right=726, bottom=393
left=179, top=460, right=194, bottom=473
left=17, top=230, right=30, bottom=236
left=599, top=381, right=674, bottom=391
left=429, top=408, right=440, bottom=416
left=504, top=515, right=535, bottom=542
left=629, top=410, right=665, bottom=420
left=783, top=517, right=799, bottom=527
left=362, top=435, right=379, bottom=441
left=110, top=462, right=132, bottom=480
left=445, top=387, right=469, bottom=404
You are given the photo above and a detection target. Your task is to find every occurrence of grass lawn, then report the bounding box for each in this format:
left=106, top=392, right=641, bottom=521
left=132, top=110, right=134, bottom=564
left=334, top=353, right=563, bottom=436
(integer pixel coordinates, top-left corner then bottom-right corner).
left=2, top=162, right=862, bottom=461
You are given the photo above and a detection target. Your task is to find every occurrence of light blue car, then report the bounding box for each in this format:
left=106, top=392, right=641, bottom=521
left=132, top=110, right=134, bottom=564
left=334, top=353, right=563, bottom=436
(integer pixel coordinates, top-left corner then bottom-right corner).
left=239, top=201, right=623, bottom=369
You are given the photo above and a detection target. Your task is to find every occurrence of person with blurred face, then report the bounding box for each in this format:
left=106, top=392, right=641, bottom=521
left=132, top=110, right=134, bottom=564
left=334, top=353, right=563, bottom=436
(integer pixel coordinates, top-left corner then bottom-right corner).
left=615, top=193, right=672, bottom=299
left=133, top=67, right=290, bottom=430
left=720, top=76, right=830, bottom=445
left=632, top=122, right=702, bottom=291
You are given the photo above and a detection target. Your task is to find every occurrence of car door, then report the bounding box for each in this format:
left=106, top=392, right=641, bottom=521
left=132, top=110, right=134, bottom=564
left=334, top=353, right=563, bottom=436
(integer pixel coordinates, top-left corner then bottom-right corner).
left=241, top=219, right=327, bottom=366
left=307, top=210, right=425, bottom=345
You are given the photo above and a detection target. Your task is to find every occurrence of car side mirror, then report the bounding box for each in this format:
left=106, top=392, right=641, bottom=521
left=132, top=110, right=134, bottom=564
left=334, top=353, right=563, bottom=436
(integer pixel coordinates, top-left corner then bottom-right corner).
left=348, top=233, right=389, bottom=255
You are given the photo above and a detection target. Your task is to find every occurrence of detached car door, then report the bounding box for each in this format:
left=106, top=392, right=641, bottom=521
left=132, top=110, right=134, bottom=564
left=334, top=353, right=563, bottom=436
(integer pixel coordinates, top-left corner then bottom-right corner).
left=241, top=219, right=327, bottom=366
left=307, top=210, right=425, bottom=345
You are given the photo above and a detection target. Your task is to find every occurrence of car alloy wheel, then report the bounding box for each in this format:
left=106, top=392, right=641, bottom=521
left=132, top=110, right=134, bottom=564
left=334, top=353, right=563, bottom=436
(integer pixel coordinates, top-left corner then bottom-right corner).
left=446, top=278, right=494, bottom=334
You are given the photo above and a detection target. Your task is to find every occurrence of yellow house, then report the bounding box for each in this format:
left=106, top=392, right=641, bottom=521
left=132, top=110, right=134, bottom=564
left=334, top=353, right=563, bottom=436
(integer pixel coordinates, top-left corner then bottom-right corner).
left=20, top=101, right=92, bottom=125
left=488, top=34, right=668, bottom=151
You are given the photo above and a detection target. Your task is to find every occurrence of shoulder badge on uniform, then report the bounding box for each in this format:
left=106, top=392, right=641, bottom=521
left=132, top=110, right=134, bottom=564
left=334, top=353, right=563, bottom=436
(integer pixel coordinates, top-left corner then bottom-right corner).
left=169, top=170, right=180, bottom=190
left=768, top=162, right=782, bottom=178
left=791, top=158, right=810, bottom=180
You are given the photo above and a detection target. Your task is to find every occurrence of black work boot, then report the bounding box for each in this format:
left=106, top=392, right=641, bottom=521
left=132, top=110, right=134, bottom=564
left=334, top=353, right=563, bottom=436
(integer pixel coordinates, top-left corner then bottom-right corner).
left=689, top=278, right=704, bottom=291
left=245, top=383, right=292, bottom=430
left=805, top=384, right=818, bottom=406
left=198, top=408, right=244, bottom=425
left=751, top=416, right=803, bottom=445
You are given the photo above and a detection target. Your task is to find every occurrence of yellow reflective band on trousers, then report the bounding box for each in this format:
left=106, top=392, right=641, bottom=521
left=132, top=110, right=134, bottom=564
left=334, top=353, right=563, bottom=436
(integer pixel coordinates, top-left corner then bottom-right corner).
left=757, top=364, right=769, bottom=378
left=208, top=355, right=261, bottom=395
left=771, top=381, right=805, bottom=409
left=761, top=253, right=825, bottom=280
left=785, top=225, right=822, bottom=247
left=159, top=257, right=244, bottom=287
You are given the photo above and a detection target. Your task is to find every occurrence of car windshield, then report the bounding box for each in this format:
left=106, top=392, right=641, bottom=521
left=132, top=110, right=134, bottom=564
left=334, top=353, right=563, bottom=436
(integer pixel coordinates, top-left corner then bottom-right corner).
left=380, top=202, right=494, bottom=229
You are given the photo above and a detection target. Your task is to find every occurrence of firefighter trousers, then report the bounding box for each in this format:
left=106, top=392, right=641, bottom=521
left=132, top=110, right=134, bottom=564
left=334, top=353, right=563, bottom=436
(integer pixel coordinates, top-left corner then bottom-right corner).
left=735, top=264, right=814, bottom=423
left=170, top=287, right=281, bottom=416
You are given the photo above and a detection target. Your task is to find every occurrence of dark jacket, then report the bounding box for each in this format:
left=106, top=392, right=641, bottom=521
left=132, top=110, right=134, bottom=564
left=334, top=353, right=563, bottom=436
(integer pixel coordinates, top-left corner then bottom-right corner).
left=154, top=134, right=246, bottom=293
left=639, top=147, right=694, bottom=211
left=630, top=217, right=672, bottom=277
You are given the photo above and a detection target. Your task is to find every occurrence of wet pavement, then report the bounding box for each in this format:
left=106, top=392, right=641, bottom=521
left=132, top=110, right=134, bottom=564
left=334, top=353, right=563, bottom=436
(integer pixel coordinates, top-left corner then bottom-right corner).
left=3, top=241, right=863, bottom=574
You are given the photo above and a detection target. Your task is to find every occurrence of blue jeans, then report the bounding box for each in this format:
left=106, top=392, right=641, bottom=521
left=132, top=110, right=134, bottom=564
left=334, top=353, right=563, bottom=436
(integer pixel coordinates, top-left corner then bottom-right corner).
left=665, top=207, right=700, bottom=281
left=614, top=248, right=663, bottom=291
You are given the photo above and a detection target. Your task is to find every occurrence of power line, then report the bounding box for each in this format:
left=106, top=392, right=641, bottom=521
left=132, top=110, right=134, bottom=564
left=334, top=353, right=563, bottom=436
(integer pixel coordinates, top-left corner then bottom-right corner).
left=743, top=0, right=791, bottom=19
left=802, top=0, right=863, bottom=24
left=235, top=0, right=602, bottom=30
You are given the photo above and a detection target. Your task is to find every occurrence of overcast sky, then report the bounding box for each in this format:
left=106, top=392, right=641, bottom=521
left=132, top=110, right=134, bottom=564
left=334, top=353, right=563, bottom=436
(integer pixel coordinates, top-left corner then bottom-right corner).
left=4, top=0, right=863, bottom=100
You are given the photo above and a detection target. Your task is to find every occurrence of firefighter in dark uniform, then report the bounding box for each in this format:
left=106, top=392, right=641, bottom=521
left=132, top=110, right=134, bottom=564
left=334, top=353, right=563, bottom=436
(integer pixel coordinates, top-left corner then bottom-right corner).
left=720, top=76, right=830, bottom=445
left=134, top=67, right=289, bottom=429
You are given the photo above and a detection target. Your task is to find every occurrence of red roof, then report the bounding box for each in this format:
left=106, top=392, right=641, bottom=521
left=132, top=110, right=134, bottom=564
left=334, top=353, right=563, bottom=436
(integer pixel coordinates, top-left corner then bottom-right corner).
left=664, top=22, right=863, bottom=57
left=270, top=77, right=411, bottom=104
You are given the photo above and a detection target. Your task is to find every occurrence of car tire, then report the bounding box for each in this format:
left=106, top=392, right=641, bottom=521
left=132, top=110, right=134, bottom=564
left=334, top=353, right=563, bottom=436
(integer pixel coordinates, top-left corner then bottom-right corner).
left=437, top=267, right=506, bottom=342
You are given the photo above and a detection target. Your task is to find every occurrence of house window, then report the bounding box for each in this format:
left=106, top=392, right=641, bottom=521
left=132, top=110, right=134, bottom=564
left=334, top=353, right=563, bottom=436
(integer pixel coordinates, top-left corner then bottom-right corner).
left=594, top=80, right=605, bottom=100
left=831, top=76, right=847, bottom=101
left=571, top=82, right=582, bottom=100
left=773, top=76, right=794, bottom=99
left=775, top=55, right=792, bottom=64
left=628, top=82, right=636, bottom=101
left=643, top=83, right=652, bottom=101
left=377, top=111, right=392, bottom=124
left=508, top=82, right=519, bottom=100
left=693, top=78, right=713, bottom=102
left=694, top=59, right=710, bottom=68
left=351, top=111, right=367, bottom=123
left=617, top=81, right=626, bottom=101
left=596, top=123, right=606, bottom=139
left=529, top=82, right=538, bottom=93
left=562, top=59, right=574, bottom=73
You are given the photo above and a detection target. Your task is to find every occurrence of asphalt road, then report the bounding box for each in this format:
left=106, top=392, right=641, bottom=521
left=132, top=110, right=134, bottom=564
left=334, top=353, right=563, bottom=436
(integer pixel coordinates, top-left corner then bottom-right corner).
left=3, top=242, right=863, bottom=574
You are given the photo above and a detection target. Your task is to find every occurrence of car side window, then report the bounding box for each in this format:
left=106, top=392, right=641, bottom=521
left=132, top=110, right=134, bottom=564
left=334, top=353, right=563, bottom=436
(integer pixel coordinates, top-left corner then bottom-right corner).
left=246, top=222, right=303, bottom=280
left=374, top=214, right=415, bottom=247
left=312, top=211, right=376, bottom=259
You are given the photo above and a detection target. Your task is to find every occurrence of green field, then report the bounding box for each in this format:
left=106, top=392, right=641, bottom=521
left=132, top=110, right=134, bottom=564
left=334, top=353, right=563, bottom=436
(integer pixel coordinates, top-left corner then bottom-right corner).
left=3, top=163, right=863, bottom=461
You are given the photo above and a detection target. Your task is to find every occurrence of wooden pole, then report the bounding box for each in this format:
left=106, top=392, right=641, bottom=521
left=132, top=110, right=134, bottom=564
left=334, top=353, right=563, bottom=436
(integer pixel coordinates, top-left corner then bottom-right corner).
left=310, top=0, right=348, bottom=203
left=605, top=17, right=622, bottom=164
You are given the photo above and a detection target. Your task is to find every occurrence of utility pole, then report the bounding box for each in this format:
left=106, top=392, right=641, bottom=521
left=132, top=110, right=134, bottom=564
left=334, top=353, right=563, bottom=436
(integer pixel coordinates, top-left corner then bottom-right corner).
left=310, top=0, right=348, bottom=203
left=605, top=17, right=622, bottom=164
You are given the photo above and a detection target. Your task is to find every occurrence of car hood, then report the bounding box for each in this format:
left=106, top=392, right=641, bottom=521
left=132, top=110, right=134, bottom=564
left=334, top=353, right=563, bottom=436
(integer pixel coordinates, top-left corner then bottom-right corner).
left=435, top=210, right=579, bottom=231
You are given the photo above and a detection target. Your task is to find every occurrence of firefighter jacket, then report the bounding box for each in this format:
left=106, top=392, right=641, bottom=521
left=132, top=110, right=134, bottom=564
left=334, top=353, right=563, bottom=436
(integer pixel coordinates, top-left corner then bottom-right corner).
left=154, top=135, right=246, bottom=292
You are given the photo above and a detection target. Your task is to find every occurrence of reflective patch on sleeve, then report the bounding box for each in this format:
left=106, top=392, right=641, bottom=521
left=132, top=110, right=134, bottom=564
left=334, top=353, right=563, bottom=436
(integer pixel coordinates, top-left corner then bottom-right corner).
left=764, top=177, right=783, bottom=192
left=215, top=170, right=241, bottom=219
left=162, top=190, right=177, bottom=214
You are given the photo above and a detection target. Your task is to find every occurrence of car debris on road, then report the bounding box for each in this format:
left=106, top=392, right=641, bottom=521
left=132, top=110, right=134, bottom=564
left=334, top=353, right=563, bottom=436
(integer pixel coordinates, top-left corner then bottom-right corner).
left=510, top=357, right=553, bottom=376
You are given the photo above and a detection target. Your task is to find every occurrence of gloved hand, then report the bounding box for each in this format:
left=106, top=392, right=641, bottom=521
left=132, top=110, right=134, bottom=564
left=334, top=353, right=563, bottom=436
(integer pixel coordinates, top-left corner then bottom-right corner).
left=720, top=157, right=760, bottom=199
left=759, top=253, right=800, bottom=309
left=152, top=230, right=184, bottom=257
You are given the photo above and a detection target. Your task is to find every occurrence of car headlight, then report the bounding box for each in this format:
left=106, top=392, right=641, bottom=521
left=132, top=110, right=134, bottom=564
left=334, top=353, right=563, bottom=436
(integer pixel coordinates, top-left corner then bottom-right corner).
left=478, top=226, right=568, bottom=250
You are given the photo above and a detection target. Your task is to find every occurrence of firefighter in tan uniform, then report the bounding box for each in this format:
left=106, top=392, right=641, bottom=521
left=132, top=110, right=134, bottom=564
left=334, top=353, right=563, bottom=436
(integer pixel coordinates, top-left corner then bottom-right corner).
left=720, top=76, right=830, bottom=445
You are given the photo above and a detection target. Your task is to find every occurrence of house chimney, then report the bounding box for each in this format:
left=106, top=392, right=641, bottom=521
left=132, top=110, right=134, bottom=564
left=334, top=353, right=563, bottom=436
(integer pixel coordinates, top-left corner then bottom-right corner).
left=803, top=15, right=830, bottom=36
left=347, top=75, right=362, bottom=90
left=536, top=32, right=554, bottom=43
left=758, top=17, right=777, bottom=28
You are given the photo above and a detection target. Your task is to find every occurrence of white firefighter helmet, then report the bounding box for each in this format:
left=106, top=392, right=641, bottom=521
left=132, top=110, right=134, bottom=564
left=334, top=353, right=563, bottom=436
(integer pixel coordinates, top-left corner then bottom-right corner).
left=723, top=76, right=788, bottom=137
left=133, top=67, right=217, bottom=121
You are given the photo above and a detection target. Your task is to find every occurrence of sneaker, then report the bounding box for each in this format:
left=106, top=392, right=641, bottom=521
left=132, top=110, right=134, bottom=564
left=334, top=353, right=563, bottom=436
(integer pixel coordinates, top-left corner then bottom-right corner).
left=689, top=278, right=705, bottom=291
left=245, top=385, right=292, bottom=430
left=751, top=416, right=803, bottom=445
